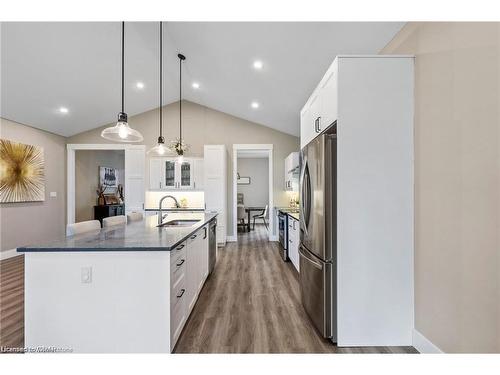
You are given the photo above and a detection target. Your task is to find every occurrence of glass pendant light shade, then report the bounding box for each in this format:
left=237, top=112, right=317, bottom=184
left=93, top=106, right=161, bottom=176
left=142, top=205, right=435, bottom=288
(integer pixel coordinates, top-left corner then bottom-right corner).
left=101, top=22, right=143, bottom=143
left=101, top=112, right=143, bottom=142
left=147, top=136, right=168, bottom=156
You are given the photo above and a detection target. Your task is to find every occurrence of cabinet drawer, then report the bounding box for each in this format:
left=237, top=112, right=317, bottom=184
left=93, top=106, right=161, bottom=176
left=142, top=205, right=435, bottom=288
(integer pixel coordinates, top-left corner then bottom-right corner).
left=171, top=241, right=187, bottom=264
left=171, top=254, right=186, bottom=284
left=170, top=275, right=187, bottom=349
left=171, top=272, right=186, bottom=307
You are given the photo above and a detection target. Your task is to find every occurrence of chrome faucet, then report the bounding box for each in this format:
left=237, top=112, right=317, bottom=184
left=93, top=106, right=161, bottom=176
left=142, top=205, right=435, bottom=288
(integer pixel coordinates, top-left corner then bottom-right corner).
left=158, top=195, right=181, bottom=225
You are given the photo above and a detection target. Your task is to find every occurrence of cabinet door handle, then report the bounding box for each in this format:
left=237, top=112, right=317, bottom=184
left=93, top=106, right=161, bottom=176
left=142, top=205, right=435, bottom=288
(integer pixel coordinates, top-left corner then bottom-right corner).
left=176, top=288, right=186, bottom=298
left=190, top=234, right=197, bottom=240
left=176, top=259, right=185, bottom=267
left=176, top=244, right=185, bottom=250
left=203, top=227, right=207, bottom=239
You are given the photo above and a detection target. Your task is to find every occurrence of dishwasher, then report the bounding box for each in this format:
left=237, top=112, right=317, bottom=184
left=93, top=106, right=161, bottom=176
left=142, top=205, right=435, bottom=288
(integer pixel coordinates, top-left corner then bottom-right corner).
left=208, top=218, right=217, bottom=274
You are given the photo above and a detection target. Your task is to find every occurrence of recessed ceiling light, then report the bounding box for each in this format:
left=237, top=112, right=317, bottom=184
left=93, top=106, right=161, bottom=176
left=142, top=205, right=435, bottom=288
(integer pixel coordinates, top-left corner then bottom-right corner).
left=251, top=101, right=260, bottom=109
left=253, top=60, right=263, bottom=70
left=136, top=81, right=145, bottom=89
left=58, top=107, right=69, bottom=114
left=192, top=82, right=200, bottom=89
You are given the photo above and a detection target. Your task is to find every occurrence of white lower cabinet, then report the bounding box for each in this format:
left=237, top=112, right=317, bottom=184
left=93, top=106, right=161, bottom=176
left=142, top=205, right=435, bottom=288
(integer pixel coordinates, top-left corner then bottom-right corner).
left=170, top=224, right=209, bottom=351
left=288, top=216, right=299, bottom=272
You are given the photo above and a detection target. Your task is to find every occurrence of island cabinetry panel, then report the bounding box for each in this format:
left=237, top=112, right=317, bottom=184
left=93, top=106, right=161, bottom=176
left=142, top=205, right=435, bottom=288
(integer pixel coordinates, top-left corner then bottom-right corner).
left=170, top=224, right=210, bottom=351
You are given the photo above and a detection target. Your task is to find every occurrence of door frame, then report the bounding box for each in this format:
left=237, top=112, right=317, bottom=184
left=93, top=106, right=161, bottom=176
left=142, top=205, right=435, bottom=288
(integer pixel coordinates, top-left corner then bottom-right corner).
left=231, top=144, right=275, bottom=242
left=66, top=143, right=145, bottom=225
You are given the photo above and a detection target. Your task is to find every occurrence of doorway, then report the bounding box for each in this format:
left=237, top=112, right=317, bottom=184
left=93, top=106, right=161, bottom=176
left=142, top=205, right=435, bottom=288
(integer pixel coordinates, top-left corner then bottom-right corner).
left=66, top=144, right=145, bottom=225
left=232, top=144, right=273, bottom=242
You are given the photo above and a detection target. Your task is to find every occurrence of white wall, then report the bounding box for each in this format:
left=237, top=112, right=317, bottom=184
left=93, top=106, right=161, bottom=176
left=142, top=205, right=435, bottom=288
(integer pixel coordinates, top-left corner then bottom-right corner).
left=237, top=157, right=269, bottom=214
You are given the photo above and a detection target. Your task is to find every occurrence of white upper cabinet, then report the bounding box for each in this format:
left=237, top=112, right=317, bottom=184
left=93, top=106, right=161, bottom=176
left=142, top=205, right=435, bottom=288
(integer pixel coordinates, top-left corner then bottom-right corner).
left=284, top=152, right=299, bottom=191
left=300, top=58, right=338, bottom=149
left=148, top=157, right=204, bottom=191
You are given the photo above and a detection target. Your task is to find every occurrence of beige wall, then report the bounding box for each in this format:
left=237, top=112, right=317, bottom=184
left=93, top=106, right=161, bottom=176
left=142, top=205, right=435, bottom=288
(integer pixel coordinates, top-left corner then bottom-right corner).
left=0, top=118, right=66, bottom=252
left=68, top=100, right=300, bottom=236
left=237, top=158, right=269, bottom=212
left=75, top=150, right=124, bottom=222
left=381, top=22, right=500, bottom=353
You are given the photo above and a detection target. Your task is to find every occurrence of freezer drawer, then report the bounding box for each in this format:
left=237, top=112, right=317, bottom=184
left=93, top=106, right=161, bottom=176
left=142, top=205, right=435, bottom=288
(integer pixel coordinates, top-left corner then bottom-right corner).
left=299, top=245, right=336, bottom=340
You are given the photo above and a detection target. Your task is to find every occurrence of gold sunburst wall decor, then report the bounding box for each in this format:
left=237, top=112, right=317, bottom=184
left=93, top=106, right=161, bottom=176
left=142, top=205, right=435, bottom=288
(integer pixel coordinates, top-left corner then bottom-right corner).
left=0, top=139, right=45, bottom=203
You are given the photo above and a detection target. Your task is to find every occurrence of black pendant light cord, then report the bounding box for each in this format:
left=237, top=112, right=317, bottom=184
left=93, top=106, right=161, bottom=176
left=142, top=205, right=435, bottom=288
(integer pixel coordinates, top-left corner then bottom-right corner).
left=121, top=21, right=125, bottom=114
left=159, top=22, right=163, bottom=139
left=179, top=55, right=182, bottom=145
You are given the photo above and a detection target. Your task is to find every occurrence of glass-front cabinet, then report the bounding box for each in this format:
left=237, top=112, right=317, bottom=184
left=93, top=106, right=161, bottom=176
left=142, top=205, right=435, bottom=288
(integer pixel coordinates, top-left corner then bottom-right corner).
left=165, top=160, right=176, bottom=188
left=149, top=157, right=202, bottom=190
left=179, top=161, right=193, bottom=188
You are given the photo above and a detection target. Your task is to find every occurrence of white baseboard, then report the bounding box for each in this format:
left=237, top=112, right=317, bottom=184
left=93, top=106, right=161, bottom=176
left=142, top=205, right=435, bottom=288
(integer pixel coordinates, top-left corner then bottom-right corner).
left=226, top=236, right=237, bottom=242
left=412, top=329, right=443, bottom=353
left=269, top=235, right=278, bottom=242
left=0, top=248, right=21, bottom=261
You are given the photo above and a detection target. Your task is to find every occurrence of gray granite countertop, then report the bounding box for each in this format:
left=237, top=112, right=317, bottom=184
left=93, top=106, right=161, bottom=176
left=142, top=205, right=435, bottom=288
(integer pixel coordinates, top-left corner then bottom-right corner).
left=17, top=212, right=217, bottom=253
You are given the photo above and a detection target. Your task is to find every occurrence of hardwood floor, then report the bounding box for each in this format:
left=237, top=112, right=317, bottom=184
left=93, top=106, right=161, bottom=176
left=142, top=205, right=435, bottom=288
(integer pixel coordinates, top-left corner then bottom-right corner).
left=174, top=225, right=417, bottom=354
left=0, top=254, right=24, bottom=352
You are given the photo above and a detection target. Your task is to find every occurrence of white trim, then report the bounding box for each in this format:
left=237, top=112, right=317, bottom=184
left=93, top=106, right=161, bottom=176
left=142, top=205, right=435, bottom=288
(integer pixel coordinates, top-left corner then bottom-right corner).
left=226, top=236, right=237, bottom=242
left=412, top=329, right=443, bottom=354
left=269, top=235, right=278, bottom=242
left=0, top=248, right=21, bottom=260
left=232, top=144, right=274, bottom=242
left=66, top=143, right=145, bottom=225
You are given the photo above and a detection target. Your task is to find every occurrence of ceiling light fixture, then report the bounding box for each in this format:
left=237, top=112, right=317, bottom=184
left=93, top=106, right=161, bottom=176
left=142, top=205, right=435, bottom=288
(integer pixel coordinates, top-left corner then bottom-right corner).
left=58, top=107, right=69, bottom=114
left=192, top=82, right=200, bottom=89
left=168, top=53, right=189, bottom=163
left=253, top=60, right=263, bottom=70
left=101, top=22, right=143, bottom=143
left=136, top=81, right=145, bottom=89
left=147, top=22, right=167, bottom=157
left=251, top=101, right=260, bottom=109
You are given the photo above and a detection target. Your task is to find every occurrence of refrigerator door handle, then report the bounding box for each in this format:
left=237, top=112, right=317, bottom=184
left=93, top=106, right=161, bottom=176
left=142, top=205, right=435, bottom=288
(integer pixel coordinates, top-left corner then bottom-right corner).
left=299, top=245, right=322, bottom=270
left=300, top=158, right=311, bottom=231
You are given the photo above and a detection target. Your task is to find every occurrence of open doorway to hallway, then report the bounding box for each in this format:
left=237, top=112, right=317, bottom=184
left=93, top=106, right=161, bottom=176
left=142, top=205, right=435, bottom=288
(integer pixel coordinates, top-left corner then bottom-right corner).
left=232, top=145, right=273, bottom=242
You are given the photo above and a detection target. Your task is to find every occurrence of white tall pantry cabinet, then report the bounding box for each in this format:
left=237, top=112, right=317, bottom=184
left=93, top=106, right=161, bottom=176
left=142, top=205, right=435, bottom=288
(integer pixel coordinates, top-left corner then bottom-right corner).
left=301, top=56, right=414, bottom=346
left=203, top=145, right=227, bottom=246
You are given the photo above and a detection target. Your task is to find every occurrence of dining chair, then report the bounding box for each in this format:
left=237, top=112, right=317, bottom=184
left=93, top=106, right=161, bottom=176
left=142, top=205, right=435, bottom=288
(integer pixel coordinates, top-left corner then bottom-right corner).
left=253, top=205, right=268, bottom=230
left=103, top=215, right=127, bottom=228
left=237, top=193, right=244, bottom=205
left=66, top=220, right=101, bottom=236
left=127, top=212, right=143, bottom=222
left=237, top=204, right=247, bottom=232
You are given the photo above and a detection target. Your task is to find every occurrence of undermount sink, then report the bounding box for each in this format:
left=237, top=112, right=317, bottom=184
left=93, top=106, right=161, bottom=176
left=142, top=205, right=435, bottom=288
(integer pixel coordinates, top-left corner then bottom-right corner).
left=158, top=219, right=200, bottom=227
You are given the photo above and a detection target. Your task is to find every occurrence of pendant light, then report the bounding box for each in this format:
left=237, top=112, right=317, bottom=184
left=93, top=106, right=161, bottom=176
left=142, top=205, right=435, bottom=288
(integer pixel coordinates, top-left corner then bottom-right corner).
left=168, top=53, right=189, bottom=163
left=101, top=22, right=143, bottom=142
left=147, top=22, right=166, bottom=156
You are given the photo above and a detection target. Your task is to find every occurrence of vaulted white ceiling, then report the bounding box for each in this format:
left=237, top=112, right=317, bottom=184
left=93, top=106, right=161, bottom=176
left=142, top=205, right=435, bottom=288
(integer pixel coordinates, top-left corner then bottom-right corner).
left=1, top=22, right=404, bottom=137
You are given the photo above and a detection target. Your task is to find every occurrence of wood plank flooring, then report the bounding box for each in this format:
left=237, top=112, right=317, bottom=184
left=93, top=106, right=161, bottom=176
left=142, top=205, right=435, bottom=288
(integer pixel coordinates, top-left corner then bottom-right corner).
left=174, top=225, right=418, bottom=354
left=0, top=254, right=24, bottom=352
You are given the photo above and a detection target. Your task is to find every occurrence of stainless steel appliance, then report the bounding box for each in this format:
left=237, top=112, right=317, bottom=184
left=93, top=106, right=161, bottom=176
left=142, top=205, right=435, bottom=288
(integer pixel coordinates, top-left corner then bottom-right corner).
left=278, top=210, right=288, bottom=260
left=208, top=218, right=217, bottom=274
left=299, top=126, right=337, bottom=341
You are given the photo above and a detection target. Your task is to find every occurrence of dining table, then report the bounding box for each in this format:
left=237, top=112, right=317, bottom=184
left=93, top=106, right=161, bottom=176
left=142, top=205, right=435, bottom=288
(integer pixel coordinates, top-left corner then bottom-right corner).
left=244, top=206, right=266, bottom=231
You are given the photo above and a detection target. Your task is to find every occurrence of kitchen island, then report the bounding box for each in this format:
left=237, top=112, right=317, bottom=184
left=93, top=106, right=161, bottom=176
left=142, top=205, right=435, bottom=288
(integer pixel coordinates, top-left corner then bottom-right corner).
left=17, top=212, right=217, bottom=353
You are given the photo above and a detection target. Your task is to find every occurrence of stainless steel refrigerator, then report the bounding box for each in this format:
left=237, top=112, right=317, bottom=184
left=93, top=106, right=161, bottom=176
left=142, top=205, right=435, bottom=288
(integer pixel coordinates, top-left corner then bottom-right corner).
left=299, top=128, right=337, bottom=341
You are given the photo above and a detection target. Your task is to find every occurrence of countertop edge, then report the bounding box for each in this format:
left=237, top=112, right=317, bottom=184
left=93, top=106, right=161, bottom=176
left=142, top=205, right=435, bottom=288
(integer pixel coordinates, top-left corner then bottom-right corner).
left=17, top=213, right=218, bottom=253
